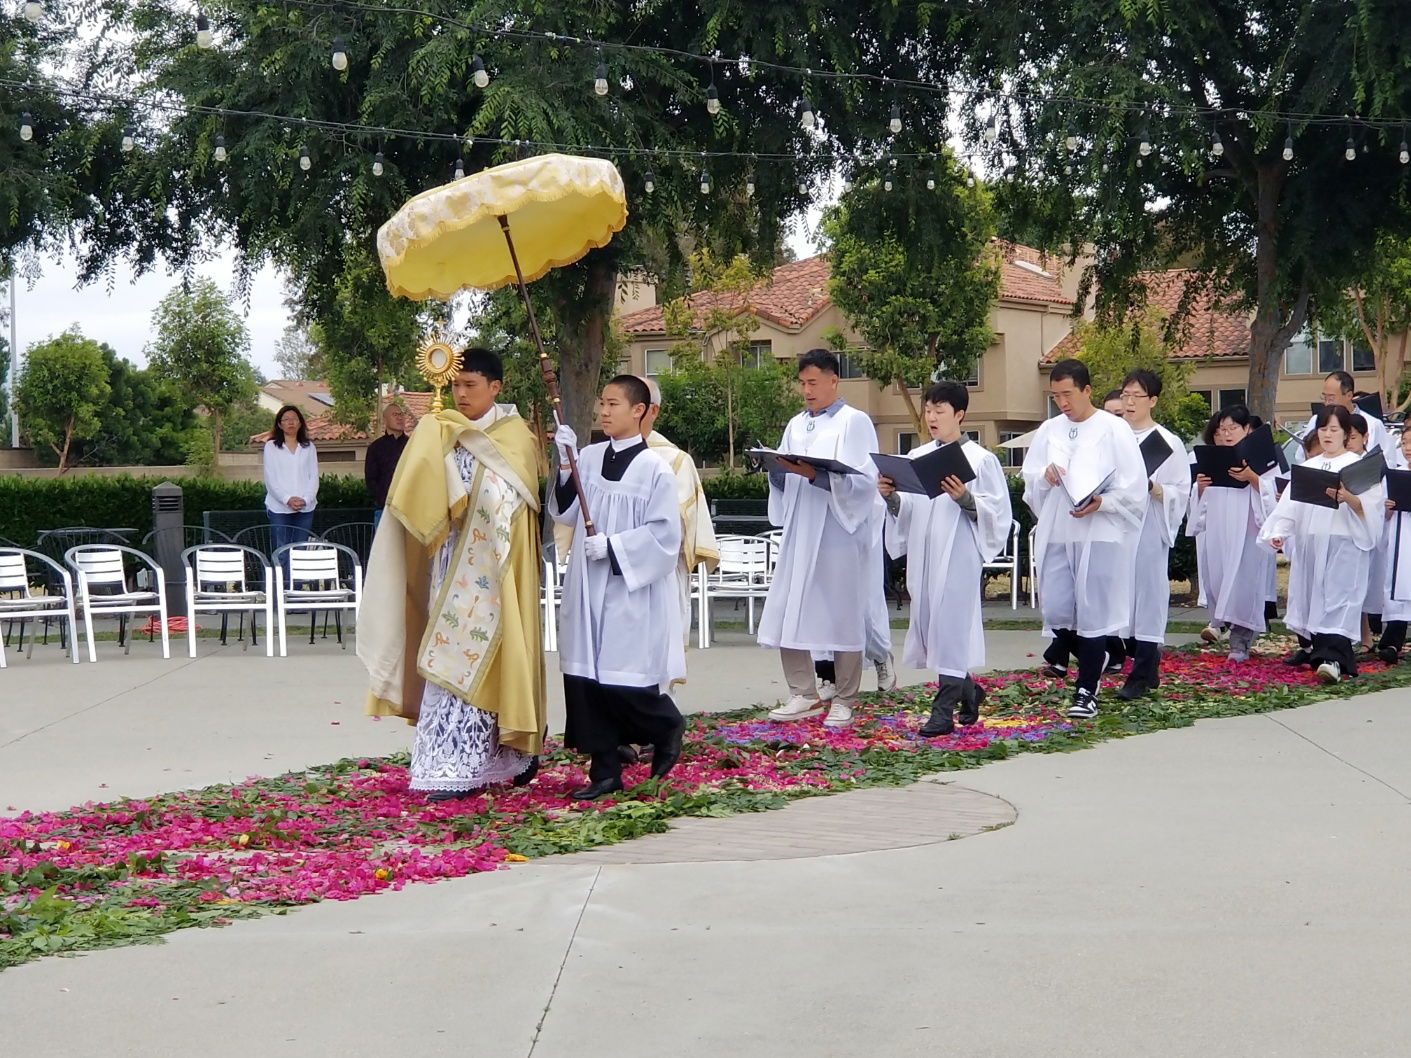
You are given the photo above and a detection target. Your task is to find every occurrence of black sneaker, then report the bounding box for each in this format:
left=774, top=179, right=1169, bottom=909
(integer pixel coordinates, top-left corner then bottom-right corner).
left=956, top=680, right=987, bottom=726
left=1283, top=649, right=1313, bottom=668
left=1103, top=653, right=1124, bottom=674
left=1066, top=688, right=1098, bottom=720
left=1041, top=663, right=1068, bottom=679
left=1378, top=646, right=1400, bottom=666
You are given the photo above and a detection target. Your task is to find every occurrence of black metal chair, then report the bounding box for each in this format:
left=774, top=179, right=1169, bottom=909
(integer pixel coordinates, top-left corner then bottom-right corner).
left=320, top=522, right=376, bottom=569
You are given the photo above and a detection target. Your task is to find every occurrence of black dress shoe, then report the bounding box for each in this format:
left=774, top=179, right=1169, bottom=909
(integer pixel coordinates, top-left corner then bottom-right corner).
left=1283, top=649, right=1313, bottom=668
left=1116, top=678, right=1150, bottom=701
left=1041, top=663, right=1068, bottom=679
left=617, top=744, right=639, bottom=765
left=570, top=778, right=624, bottom=801
left=511, top=757, right=540, bottom=787
left=1378, top=646, right=1400, bottom=666
left=956, top=681, right=987, bottom=726
left=650, top=718, right=686, bottom=779
left=427, top=789, right=470, bottom=803
left=918, top=713, right=956, bottom=738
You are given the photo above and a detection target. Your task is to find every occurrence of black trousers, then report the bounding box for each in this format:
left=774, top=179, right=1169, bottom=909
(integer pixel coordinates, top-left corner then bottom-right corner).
left=563, top=674, right=682, bottom=783
left=1306, top=633, right=1358, bottom=675
left=1128, top=640, right=1161, bottom=686
left=1046, top=628, right=1107, bottom=693
left=1380, top=621, right=1408, bottom=654
left=814, top=658, right=837, bottom=682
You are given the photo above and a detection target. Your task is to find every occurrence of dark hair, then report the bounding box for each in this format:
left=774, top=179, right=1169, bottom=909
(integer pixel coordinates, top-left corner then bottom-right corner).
left=1326, top=370, right=1355, bottom=396
left=797, top=348, right=840, bottom=376
left=1349, top=413, right=1368, bottom=437
left=1102, top=389, right=1124, bottom=406
left=1049, top=358, right=1091, bottom=389
left=1314, top=404, right=1353, bottom=436
left=606, top=374, right=652, bottom=419
left=270, top=405, right=310, bottom=449
left=459, top=346, right=504, bottom=384
left=923, top=380, right=969, bottom=414
left=1122, top=368, right=1163, bottom=398
left=1302, top=430, right=1323, bottom=456
left=1201, top=403, right=1255, bottom=445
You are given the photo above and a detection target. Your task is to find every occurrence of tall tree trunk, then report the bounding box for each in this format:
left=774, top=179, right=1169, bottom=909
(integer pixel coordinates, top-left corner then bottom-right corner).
left=553, top=257, right=617, bottom=441
left=58, top=414, right=74, bottom=473
left=892, top=377, right=925, bottom=435
left=211, top=408, right=224, bottom=457
left=1245, top=166, right=1308, bottom=422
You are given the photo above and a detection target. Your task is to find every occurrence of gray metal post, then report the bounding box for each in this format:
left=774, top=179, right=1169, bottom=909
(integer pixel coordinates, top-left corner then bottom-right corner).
left=150, top=482, right=187, bottom=617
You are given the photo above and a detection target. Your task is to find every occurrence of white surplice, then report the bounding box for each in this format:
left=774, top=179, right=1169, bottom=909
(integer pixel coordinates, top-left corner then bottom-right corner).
left=1304, top=411, right=1391, bottom=463
left=1130, top=423, right=1192, bottom=643
left=1384, top=451, right=1411, bottom=620
left=551, top=439, right=685, bottom=688
left=886, top=439, right=1012, bottom=677
left=1186, top=467, right=1279, bottom=633
left=1364, top=447, right=1406, bottom=616
left=1258, top=450, right=1384, bottom=641
left=758, top=403, right=881, bottom=652
left=1022, top=410, right=1147, bottom=638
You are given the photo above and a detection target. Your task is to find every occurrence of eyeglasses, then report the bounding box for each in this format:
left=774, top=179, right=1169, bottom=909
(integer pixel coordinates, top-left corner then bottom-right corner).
left=1119, top=390, right=1151, bottom=402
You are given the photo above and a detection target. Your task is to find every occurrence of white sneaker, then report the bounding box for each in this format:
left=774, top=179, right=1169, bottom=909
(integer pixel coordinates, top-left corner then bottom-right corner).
left=875, top=654, right=897, bottom=691
left=823, top=701, right=854, bottom=728
left=817, top=679, right=837, bottom=702
left=769, top=694, right=825, bottom=721
left=1200, top=624, right=1229, bottom=644
left=1316, top=661, right=1341, bottom=684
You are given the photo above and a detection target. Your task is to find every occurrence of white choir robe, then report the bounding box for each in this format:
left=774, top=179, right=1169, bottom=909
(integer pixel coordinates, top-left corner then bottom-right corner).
left=1304, top=411, right=1392, bottom=462
left=1258, top=450, right=1384, bottom=642
left=1022, top=410, right=1147, bottom=639
left=758, top=404, right=880, bottom=652
left=1384, top=466, right=1411, bottom=622
left=1130, top=424, right=1192, bottom=643
left=1364, top=447, right=1407, bottom=616
left=551, top=441, right=686, bottom=688
left=886, top=440, right=1012, bottom=678
left=1186, top=468, right=1279, bottom=632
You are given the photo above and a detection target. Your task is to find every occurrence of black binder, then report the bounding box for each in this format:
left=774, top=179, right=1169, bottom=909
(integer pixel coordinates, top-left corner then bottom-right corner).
left=1139, top=430, right=1174, bottom=478
left=871, top=442, right=976, bottom=498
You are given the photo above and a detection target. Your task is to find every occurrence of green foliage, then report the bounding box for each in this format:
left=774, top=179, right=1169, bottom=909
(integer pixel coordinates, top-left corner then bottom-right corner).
left=145, top=279, right=257, bottom=453
left=13, top=328, right=112, bottom=471
left=1070, top=309, right=1211, bottom=441
left=700, top=470, right=770, bottom=501
left=1322, top=232, right=1411, bottom=412
left=270, top=321, right=326, bottom=382
left=0, top=474, right=372, bottom=547
left=220, top=401, right=278, bottom=453
left=821, top=156, right=1000, bottom=431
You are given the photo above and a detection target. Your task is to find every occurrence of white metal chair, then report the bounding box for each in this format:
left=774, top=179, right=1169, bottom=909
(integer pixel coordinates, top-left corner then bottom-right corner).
left=759, top=529, right=785, bottom=572
left=541, top=545, right=569, bottom=653
left=65, top=545, right=170, bottom=662
left=273, top=542, right=362, bottom=657
left=183, top=544, right=275, bottom=658
left=1027, top=526, right=1039, bottom=609
left=690, top=560, right=712, bottom=649
left=0, top=547, right=80, bottom=667
left=982, top=519, right=1022, bottom=610
left=703, top=535, right=773, bottom=639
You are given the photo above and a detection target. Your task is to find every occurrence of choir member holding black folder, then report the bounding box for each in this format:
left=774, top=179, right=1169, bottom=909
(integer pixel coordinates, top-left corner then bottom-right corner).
left=1186, top=406, right=1280, bottom=661
left=1374, top=429, right=1411, bottom=663
left=1258, top=405, right=1385, bottom=683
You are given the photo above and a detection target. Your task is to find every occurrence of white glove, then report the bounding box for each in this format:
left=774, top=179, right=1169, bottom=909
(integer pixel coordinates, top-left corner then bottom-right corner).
left=583, top=534, right=610, bottom=561
left=553, top=423, right=578, bottom=464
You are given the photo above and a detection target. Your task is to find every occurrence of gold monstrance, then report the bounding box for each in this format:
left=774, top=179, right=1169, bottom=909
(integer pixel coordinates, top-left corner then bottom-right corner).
left=415, top=337, right=463, bottom=412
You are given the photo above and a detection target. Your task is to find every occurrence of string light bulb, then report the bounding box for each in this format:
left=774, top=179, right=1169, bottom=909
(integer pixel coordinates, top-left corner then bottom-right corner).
left=966, top=173, right=975, bottom=187
left=706, top=83, right=720, bottom=115
left=883, top=176, right=893, bottom=191
left=1211, top=129, right=1223, bottom=156
left=699, top=170, right=710, bottom=194
left=331, top=36, right=348, bottom=71
left=643, top=169, right=654, bottom=194
left=454, top=157, right=465, bottom=179
left=195, top=11, right=212, bottom=48
left=23, top=1, right=41, bottom=21
left=1282, top=133, right=1293, bottom=161
left=121, top=125, right=135, bottom=152
left=471, top=55, right=490, bottom=89
left=927, top=172, right=936, bottom=190
left=19, top=112, right=32, bottom=141
left=889, top=103, right=902, bottom=135
left=798, top=178, right=808, bottom=195
left=1401, top=138, right=1409, bottom=165
left=1345, top=135, right=1356, bottom=161
left=594, top=60, right=608, bottom=97
left=1065, top=125, right=1078, bottom=151
left=1138, top=128, right=1152, bottom=156
left=745, top=173, right=755, bottom=197
left=214, top=134, right=227, bottom=162
left=799, top=98, right=815, bottom=130
left=841, top=175, right=852, bottom=192
left=299, top=145, right=311, bottom=171
left=372, top=151, right=384, bottom=176
left=984, top=113, right=998, bottom=143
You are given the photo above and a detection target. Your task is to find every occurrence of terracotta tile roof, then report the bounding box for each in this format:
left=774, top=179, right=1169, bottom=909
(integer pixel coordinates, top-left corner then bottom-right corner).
left=250, top=392, right=432, bottom=444
left=261, top=380, right=338, bottom=415
left=1043, top=269, right=1251, bottom=363
left=618, top=244, right=1071, bottom=338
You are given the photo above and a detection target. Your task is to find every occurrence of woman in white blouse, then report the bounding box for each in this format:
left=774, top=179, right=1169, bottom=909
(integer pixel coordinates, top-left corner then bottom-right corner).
left=263, top=405, right=320, bottom=554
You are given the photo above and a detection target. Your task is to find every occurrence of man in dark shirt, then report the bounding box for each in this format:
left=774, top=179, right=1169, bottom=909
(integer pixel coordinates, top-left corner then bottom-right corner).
left=365, top=403, right=409, bottom=528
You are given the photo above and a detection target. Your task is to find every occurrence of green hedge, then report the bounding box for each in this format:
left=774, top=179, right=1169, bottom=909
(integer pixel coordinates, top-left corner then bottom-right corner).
left=0, top=474, right=372, bottom=546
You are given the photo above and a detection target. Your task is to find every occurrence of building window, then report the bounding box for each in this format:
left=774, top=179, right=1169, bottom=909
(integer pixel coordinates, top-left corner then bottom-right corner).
left=897, top=431, right=920, bottom=454
left=745, top=340, right=773, bottom=369
left=999, top=431, right=1026, bottom=468
left=1218, top=388, right=1247, bottom=409
left=962, top=429, right=982, bottom=445
left=836, top=351, right=866, bottom=380
left=1284, top=333, right=1314, bottom=376
left=1352, top=343, right=1375, bottom=372
left=644, top=348, right=671, bottom=377
left=1318, top=338, right=1346, bottom=374
left=963, top=361, right=981, bottom=388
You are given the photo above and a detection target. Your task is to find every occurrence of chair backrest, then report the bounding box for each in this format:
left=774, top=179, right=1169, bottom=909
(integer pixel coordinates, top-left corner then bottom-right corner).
left=233, top=523, right=321, bottom=558
left=191, top=546, right=251, bottom=590
left=37, top=528, right=127, bottom=562
left=716, top=536, right=770, bottom=574
left=67, top=546, right=131, bottom=591
left=142, top=524, right=233, bottom=555
left=0, top=551, right=31, bottom=594
left=281, top=543, right=353, bottom=587
left=320, top=522, right=376, bottom=567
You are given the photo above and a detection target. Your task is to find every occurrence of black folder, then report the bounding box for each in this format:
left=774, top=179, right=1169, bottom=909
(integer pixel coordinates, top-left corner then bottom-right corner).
left=1238, top=424, right=1280, bottom=475
left=1193, top=445, right=1249, bottom=488
left=1289, top=464, right=1339, bottom=509
left=748, top=448, right=862, bottom=476
left=1139, top=430, right=1174, bottom=478
left=1341, top=449, right=1387, bottom=494
left=1386, top=468, right=1411, bottom=511
left=1356, top=392, right=1386, bottom=421
left=871, top=443, right=976, bottom=498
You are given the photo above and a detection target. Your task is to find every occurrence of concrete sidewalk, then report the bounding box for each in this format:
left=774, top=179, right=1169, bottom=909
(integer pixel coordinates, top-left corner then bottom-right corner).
left=11, top=626, right=1408, bottom=1058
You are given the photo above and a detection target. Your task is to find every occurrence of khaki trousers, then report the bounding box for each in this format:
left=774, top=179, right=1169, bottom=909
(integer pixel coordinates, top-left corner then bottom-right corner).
left=781, top=648, right=862, bottom=703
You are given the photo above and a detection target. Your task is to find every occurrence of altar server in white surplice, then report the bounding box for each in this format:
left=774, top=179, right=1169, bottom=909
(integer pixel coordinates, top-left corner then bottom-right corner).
left=880, top=381, right=1011, bottom=737
left=1259, top=405, right=1384, bottom=684
left=759, top=349, right=881, bottom=729
left=1022, top=358, right=1147, bottom=720
left=1303, top=370, right=1391, bottom=464
left=1375, top=427, right=1411, bottom=664
left=1115, top=369, right=1191, bottom=699
left=550, top=376, right=686, bottom=802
